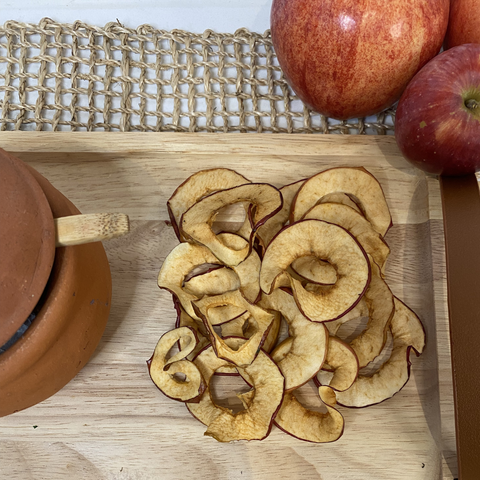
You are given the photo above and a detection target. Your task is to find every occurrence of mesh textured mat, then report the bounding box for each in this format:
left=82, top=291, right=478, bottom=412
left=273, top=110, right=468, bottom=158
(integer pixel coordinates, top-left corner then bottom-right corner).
left=0, top=18, right=396, bottom=134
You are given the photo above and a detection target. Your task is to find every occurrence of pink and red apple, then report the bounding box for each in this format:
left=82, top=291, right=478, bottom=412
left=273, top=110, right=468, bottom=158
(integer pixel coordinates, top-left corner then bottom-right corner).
left=270, top=0, right=449, bottom=120
left=395, top=44, right=480, bottom=176
left=445, top=0, right=480, bottom=49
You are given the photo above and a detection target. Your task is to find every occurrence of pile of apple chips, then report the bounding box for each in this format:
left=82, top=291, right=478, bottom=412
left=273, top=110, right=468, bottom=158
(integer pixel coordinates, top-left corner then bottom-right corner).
left=149, top=167, right=425, bottom=443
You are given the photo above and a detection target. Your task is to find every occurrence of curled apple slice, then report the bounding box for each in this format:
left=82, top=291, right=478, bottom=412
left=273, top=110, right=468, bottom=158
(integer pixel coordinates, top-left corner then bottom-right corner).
left=193, top=290, right=275, bottom=367
left=315, top=337, right=359, bottom=392
left=180, top=183, right=283, bottom=266
left=217, top=233, right=261, bottom=303
left=327, top=259, right=394, bottom=368
left=187, top=340, right=285, bottom=442
left=147, top=327, right=206, bottom=402
left=291, top=167, right=392, bottom=236
left=167, top=168, right=251, bottom=241
left=318, top=192, right=362, bottom=214
left=348, top=261, right=394, bottom=367
left=175, top=304, right=210, bottom=361
left=158, top=241, right=219, bottom=319
left=257, top=179, right=305, bottom=248
left=290, top=256, right=337, bottom=285
left=184, top=267, right=240, bottom=297
left=324, top=297, right=369, bottom=337
left=336, top=297, right=425, bottom=408
left=274, top=385, right=344, bottom=443
left=182, top=233, right=261, bottom=303
left=270, top=337, right=293, bottom=362
left=206, top=304, right=247, bottom=326
left=220, top=309, right=281, bottom=354
left=260, top=219, right=370, bottom=322
left=303, top=202, right=390, bottom=273
left=261, top=288, right=328, bottom=391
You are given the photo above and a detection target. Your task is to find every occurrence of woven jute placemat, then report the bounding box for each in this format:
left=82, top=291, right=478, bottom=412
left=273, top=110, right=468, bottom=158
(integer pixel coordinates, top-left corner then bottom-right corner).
left=0, top=18, right=395, bottom=134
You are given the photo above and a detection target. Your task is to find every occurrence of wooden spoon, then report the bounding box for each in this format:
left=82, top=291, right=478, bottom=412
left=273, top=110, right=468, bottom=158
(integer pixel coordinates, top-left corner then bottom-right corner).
left=55, top=212, right=130, bottom=247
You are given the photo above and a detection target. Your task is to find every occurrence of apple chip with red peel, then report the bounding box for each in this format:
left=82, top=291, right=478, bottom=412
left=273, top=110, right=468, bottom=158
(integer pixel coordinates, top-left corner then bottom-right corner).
left=158, top=241, right=220, bottom=319
left=148, top=327, right=206, bottom=402
left=206, top=304, right=247, bottom=326
left=188, top=340, right=285, bottom=441
left=180, top=183, right=283, bottom=266
left=274, top=385, right=344, bottom=443
left=167, top=168, right=251, bottom=241
left=292, top=167, right=392, bottom=236
left=184, top=267, right=240, bottom=297
left=325, top=260, right=394, bottom=368
left=304, top=203, right=390, bottom=273
left=318, top=192, right=362, bottom=214
left=291, top=256, right=337, bottom=285
left=261, top=288, right=328, bottom=391
left=257, top=179, right=305, bottom=248
left=182, top=233, right=261, bottom=303
left=219, top=312, right=251, bottom=337
left=194, top=290, right=275, bottom=367
left=346, top=259, right=394, bottom=368
left=175, top=306, right=210, bottom=361
left=325, top=297, right=369, bottom=337
left=220, top=309, right=281, bottom=354
left=260, top=219, right=370, bottom=322
left=316, top=337, right=359, bottom=392
left=336, top=297, right=425, bottom=408
left=217, top=233, right=261, bottom=303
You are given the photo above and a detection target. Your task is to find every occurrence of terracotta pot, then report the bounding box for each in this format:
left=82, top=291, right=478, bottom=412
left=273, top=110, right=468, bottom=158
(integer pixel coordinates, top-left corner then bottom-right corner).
left=0, top=165, right=112, bottom=417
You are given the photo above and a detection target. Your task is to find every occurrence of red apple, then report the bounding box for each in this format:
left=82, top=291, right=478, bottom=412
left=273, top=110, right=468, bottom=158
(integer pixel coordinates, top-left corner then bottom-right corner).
left=270, top=0, right=449, bottom=120
left=445, top=0, right=480, bottom=49
left=395, top=44, right=480, bottom=176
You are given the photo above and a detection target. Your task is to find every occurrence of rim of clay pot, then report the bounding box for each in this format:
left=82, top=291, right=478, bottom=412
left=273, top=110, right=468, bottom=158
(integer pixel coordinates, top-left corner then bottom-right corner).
left=0, top=149, right=56, bottom=347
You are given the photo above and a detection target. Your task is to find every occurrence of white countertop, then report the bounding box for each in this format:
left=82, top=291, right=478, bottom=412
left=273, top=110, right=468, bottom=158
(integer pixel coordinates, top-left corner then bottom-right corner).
left=0, top=0, right=272, bottom=33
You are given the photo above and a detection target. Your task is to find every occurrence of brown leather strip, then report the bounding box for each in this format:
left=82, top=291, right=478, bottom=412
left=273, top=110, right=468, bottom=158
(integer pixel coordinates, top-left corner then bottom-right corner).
left=440, top=174, right=480, bottom=480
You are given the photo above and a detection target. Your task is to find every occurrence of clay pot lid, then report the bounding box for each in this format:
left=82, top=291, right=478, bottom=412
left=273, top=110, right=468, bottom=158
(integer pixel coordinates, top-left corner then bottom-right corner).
left=0, top=149, right=56, bottom=347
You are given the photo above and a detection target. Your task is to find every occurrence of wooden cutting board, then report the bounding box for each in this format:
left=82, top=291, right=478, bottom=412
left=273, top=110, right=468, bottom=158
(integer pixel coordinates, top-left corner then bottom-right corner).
left=0, top=133, right=456, bottom=480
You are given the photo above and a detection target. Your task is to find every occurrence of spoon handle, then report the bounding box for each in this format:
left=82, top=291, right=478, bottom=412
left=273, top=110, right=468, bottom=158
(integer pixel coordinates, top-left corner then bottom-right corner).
left=440, top=173, right=480, bottom=479
left=55, top=213, right=130, bottom=247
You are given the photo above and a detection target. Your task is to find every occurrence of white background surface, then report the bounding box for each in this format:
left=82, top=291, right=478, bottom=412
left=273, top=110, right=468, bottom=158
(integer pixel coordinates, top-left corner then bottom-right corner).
left=0, top=1, right=273, bottom=33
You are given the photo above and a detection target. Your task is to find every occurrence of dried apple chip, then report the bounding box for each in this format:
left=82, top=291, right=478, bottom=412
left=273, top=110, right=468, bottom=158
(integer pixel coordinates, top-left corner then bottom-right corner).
left=318, top=192, right=362, bottom=213
left=194, top=290, right=275, bottom=367
left=187, top=340, right=285, bottom=442
left=304, top=202, right=390, bottom=273
left=261, top=289, right=328, bottom=391
left=147, top=327, right=206, bottom=402
left=183, top=233, right=261, bottom=303
left=158, top=233, right=261, bottom=319
left=220, top=309, right=281, bottom=354
left=290, top=256, right=337, bottom=285
left=217, top=233, right=261, bottom=303
left=327, top=259, right=394, bottom=368
left=315, top=337, right=359, bottom=392
left=180, top=183, right=283, bottom=266
left=291, top=167, right=392, bottom=236
left=184, top=266, right=240, bottom=297
left=274, top=386, right=344, bottom=443
left=257, top=179, right=305, bottom=248
left=175, top=305, right=210, bottom=361
left=167, top=168, right=251, bottom=241
left=336, top=297, right=425, bottom=408
left=158, top=241, right=219, bottom=319
left=260, top=219, right=370, bottom=322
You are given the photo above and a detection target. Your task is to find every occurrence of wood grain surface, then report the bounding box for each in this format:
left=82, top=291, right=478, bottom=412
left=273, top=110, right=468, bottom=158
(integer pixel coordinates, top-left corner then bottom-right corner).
left=0, top=133, right=456, bottom=480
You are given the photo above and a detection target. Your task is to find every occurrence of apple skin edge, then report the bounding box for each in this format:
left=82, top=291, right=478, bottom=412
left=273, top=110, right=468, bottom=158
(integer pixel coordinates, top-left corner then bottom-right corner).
left=270, top=0, right=449, bottom=120
left=395, top=44, right=480, bottom=176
